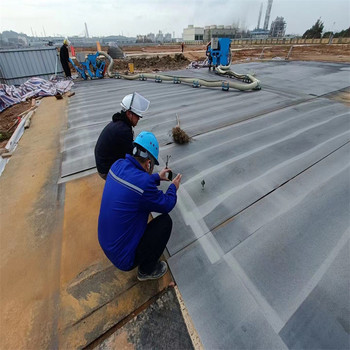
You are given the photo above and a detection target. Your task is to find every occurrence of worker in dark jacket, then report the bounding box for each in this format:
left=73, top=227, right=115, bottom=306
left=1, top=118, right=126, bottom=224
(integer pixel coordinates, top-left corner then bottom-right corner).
left=60, top=39, right=71, bottom=78
left=94, top=92, right=150, bottom=179
left=98, top=131, right=182, bottom=281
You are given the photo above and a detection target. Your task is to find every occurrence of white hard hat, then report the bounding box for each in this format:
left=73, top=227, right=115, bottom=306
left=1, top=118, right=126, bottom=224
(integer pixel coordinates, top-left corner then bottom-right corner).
left=121, top=92, right=150, bottom=118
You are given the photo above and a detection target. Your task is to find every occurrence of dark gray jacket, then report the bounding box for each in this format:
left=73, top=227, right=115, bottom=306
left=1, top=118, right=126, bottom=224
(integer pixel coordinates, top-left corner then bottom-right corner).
left=94, top=111, right=133, bottom=175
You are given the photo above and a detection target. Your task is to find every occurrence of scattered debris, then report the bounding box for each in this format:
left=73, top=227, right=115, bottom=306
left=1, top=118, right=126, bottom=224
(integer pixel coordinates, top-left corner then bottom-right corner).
left=172, top=113, right=191, bottom=144
left=55, top=93, right=63, bottom=100
left=1, top=151, right=13, bottom=158
left=67, top=91, right=75, bottom=97
left=24, top=110, right=36, bottom=129
left=0, top=99, right=41, bottom=176
left=187, top=59, right=209, bottom=69
left=0, top=101, right=31, bottom=146
left=0, top=131, right=12, bottom=142
left=6, top=117, right=20, bottom=133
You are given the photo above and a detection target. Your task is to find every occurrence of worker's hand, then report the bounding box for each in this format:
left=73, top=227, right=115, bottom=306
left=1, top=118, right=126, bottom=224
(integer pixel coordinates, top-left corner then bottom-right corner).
left=172, top=173, right=182, bottom=190
left=159, top=167, right=172, bottom=181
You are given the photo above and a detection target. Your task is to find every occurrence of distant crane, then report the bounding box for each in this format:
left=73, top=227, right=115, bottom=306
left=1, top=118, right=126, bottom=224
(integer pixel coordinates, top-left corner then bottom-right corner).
left=85, top=22, right=89, bottom=38
left=263, top=0, right=273, bottom=30
left=257, top=2, right=263, bottom=29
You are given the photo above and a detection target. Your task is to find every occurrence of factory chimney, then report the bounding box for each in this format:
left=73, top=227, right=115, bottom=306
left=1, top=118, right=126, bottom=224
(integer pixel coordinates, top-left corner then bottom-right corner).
left=85, top=22, right=89, bottom=38
left=257, top=2, right=263, bottom=29
left=263, top=0, right=273, bottom=30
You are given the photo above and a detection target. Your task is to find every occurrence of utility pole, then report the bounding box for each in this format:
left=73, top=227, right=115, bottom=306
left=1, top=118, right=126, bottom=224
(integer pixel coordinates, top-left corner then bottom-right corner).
left=329, top=21, right=336, bottom=44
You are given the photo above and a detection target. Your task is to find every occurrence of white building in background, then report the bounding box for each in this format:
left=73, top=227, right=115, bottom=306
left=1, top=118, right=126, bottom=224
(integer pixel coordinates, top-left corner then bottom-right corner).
left=147, top=33, right=155, bottom=42
left=182, top=25, right=204, bottom=42
left=164, top=33, right=172, bottom=42
left=155, top=30, right=164, bottom=42
left=203, top=25, right=238, bottom=42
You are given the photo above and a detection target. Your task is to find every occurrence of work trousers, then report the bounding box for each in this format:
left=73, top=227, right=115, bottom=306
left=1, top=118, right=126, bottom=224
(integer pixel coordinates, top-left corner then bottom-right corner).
left=61, top=61, right=71, bottom=77
left=134, top=213, right=172, bottom=274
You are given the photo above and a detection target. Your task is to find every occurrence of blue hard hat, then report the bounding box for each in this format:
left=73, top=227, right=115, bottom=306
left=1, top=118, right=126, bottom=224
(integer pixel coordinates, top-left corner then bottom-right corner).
left=134, top=131, right=159, bottom=165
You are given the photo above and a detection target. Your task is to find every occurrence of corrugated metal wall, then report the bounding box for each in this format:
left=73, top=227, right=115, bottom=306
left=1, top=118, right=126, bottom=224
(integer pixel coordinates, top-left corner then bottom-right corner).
left=0, top=47, right=64, bottom=85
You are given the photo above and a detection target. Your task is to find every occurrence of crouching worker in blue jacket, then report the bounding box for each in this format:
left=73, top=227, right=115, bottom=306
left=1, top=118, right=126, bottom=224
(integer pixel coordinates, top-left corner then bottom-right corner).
left=98, top=131, right=182, bottom=281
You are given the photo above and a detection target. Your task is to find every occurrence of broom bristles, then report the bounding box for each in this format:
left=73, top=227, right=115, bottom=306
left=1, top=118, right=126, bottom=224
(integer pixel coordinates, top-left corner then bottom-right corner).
left=172, top=113, right=191, bottom=144
left=172, top=126, right=191, bottom=144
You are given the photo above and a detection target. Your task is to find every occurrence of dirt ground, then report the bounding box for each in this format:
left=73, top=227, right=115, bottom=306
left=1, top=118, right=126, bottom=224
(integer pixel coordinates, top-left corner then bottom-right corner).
left=112, top=53, right=190, bottom=74
left=1, top=43, right=349, bottom=146
left=78, top=43, right=350, bottom=72
left=0, top=101, right=32, bottom=148
left=121, top=43, right=350, bottom=64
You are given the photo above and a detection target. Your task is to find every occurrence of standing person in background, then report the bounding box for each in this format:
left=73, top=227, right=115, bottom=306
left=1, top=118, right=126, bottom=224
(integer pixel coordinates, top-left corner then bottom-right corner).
left=60, top=39, right=71, bottom=78
left=94, top=92, right=150, bottom=180
left=181, top=42, right=184, bottom=53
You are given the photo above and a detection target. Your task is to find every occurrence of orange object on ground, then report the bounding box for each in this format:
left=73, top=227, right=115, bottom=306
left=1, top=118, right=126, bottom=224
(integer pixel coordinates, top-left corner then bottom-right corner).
left=128, top=63, right=134, bottom=73
left=70, top=45, right=76, bottom=57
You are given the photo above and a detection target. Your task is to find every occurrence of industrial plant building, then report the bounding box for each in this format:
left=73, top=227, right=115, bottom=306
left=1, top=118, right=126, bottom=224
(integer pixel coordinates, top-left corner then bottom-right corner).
left=270, top=17, right=287, bottom=37
left=182, top=0, right=286, bottom=42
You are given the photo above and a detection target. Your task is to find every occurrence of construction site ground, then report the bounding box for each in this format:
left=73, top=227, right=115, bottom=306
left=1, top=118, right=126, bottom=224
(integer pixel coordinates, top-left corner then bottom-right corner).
left=0, top=43, right=349, bottom=349
left=1, top=43, right=349, bottom=143
left=121, top=43, right=350, bottom=64
left=0, top=94, right=193, bottom=349
left=106, top=43, right=350, bottom=74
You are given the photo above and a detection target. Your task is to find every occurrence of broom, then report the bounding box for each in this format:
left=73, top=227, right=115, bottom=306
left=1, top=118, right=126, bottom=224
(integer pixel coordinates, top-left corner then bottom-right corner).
left=172, top=113, right=191, bottom=144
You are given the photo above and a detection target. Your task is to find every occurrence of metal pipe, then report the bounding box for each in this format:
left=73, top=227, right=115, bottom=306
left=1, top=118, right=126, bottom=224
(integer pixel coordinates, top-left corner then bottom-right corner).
left=99, top=51, right=261, bottom=91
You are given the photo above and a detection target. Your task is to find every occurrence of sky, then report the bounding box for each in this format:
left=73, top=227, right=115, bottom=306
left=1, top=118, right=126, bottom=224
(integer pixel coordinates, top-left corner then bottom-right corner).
left=0, top=0, right=349, bottom=38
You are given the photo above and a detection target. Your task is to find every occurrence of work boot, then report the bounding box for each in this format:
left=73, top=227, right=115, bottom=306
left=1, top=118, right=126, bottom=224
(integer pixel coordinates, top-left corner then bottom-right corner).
left=137, top=261, right=168, bottom=281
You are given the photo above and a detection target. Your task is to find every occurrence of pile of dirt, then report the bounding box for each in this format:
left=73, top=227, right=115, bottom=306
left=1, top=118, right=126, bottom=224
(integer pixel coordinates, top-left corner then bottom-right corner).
left=112, top=54, right=190, bottom=73
left=0, top=101, right=32, bottom=147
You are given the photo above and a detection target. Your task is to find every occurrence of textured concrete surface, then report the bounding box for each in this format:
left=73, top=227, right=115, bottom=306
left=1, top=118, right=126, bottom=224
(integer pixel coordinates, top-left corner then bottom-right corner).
left=58, top=174, right=173, bottom=349
left=61, top=61, right=350, bottom=180
left=0, top=97, right=66, bottom=349
left=0, top=96, right=175, bottom=350
left=61, top=61, right=349, bottom=349
left=7, top=61, right=345, bottom=349
left=92, top=287, right=194, bottom=350
left=165, top=63, right=350, bottom=348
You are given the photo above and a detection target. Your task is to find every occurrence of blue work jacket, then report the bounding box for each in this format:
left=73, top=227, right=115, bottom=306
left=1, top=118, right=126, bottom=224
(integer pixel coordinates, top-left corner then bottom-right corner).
left=98, top=154, right=177, bottom=271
